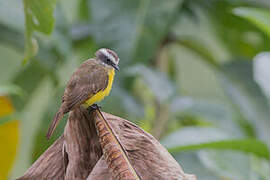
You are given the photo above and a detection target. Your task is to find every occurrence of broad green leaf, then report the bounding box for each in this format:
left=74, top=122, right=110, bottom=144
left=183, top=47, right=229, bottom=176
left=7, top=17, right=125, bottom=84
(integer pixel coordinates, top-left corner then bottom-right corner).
left=12, top=61, right=48, bottom=109
left=173, top=152, right=220, bottom=180
left=170, top=139, right=269, bottom=159
left=163, top=127, right=269, bottom=159
left=82, top=0, right=183, bottom=66
left=220, top=61, right=270, bottom=146
left=200, top=149, right=270, bottom=180
left=253, top=52, right=270, bottom=100
left=170, top=97, right=242, bottom=135
left=10, top=78, right=54, bottom=178
left=25, top=0, right=57, bottom=34
left=0, top=44, right=23, bottom=84
left=78, top=0, right=90, bottom=21
left=0, top=0, right=24, bottom=31
left=250, top=156, right=270, bottom=179
left=0, top=24, right=63, bottom=73
left=126, top=64, right=176, bottom=103
left=0, top=84, right=25, bottom=98
left=132, top=0, right=184, bottom=63
left=209, top=2, right=270, bottom=58
left=176, top=38, right=221, bottom=68
left=175, top=37, right=270, bottom=146
left=199, top=150, right=251, bottom=180
left=23, top=0, right=57, bottom=63
left=233, top=7, right=270, bottom=38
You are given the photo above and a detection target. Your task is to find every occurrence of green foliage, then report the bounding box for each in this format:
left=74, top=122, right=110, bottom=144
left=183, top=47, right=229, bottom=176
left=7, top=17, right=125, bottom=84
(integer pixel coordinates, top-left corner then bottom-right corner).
left=0, top=84, right=25, bottom=98
left=176, top=38, right=221, bottom=68
left=132, top=0, right=183, bottom=63
left=176, top=32, right=270, bottom=145
left=126, top=64, right=176, bottom=103
left=220, top=61, right=270, bottom=144
left=199, top=150, right=251, bottom=180
left=233, top=7, right=270, bottom=38
left=23, top=0, right=57, bottom=63
left=253, top=52, right=270, bottom=100
left=171, top=139, right=269, bottom=158
left=1, top=0, right=270, bottom=179
left=163, top=127, right=269, bottom=158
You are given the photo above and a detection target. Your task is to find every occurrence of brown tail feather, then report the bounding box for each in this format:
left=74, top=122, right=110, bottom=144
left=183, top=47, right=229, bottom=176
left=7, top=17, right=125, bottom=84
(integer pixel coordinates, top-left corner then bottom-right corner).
left=46, top=109, right=64, bottom=139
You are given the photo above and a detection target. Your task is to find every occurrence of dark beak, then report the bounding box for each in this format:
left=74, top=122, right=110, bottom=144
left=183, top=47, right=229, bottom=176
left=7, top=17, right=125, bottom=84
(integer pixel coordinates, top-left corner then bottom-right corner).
left=112, top=64, right=120, bottom=71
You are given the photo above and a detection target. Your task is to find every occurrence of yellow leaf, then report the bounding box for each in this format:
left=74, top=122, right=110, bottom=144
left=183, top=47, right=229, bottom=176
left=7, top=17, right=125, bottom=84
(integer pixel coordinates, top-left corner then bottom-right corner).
left=0, top=96, right=19, bottom=180
left=0, top=96, right=14, bottom=116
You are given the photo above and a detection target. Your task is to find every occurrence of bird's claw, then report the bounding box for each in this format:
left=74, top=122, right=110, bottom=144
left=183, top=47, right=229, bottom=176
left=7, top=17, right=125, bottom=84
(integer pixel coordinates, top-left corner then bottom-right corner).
left=87, top=104, right=101, bottom=113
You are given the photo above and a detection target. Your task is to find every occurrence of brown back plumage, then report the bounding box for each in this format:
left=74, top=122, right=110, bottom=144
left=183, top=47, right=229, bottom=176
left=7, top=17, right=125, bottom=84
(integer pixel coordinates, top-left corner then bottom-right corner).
left=46, top=59, right=109, bottom=139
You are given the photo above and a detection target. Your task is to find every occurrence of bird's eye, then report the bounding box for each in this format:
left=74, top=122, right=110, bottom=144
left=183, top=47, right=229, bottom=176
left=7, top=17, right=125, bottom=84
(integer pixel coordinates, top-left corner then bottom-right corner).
left=106, top=58, right=111, bottom=62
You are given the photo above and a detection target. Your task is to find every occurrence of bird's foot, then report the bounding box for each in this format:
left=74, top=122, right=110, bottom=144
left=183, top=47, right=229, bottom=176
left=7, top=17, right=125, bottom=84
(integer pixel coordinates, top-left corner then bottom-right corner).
left=87, top=104, right=101, bottom=113
left=91, top=103, right=101, bottom=110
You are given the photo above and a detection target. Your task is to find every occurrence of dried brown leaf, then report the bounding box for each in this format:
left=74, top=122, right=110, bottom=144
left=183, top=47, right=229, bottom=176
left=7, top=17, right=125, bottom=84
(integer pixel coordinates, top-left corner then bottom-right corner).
left=17, top=107, right=196, bottom=180
left=95, top=109, right=140, bottom=180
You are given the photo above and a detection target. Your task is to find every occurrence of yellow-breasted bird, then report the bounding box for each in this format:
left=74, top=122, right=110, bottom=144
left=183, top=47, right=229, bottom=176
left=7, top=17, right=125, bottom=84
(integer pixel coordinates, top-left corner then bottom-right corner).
left=46, top=48, right=120, bottom=139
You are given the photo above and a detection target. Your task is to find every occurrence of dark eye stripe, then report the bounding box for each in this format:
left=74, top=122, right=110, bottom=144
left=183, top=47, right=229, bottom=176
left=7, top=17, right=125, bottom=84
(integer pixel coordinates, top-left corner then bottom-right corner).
left=107, top=49, right=118, bottom=62
left=102, top=56, right=113, bottom=66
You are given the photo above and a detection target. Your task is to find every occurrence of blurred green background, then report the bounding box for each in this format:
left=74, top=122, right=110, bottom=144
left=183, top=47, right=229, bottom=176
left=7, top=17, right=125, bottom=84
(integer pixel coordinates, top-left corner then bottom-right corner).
left=1, top=0, right=270, bottom=179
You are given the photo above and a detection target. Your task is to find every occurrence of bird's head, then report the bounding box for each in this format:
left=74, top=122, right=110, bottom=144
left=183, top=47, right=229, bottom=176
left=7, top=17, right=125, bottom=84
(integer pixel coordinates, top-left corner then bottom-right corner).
left=95, top=48, right=120, bottom=71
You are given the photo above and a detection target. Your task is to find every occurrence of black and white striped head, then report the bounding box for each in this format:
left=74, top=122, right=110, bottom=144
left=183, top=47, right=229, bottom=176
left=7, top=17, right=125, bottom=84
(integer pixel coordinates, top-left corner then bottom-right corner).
left=95, top=48, right=120, bottom=71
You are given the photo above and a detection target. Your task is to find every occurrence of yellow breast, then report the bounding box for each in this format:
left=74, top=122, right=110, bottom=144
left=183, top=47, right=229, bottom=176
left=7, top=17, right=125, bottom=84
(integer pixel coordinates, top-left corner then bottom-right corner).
left=83, top=68, right=115, bottom=107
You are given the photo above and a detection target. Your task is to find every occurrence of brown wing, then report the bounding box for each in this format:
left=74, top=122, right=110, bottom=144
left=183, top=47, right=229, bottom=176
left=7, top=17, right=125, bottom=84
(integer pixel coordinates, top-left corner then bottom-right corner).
left=62, top=59, right=108, bottom=112
left=47, top=59, right=108, bottom=139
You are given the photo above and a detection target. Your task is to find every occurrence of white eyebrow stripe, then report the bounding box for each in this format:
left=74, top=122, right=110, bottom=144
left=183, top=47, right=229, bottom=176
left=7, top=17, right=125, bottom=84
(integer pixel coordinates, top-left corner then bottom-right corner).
left=100, top=48, right=116, bottom=63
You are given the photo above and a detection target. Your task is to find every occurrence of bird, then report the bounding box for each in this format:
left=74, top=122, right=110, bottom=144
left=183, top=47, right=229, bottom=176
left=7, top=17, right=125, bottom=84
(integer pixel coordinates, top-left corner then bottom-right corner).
left=46, top=48, right=120, bottom=139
